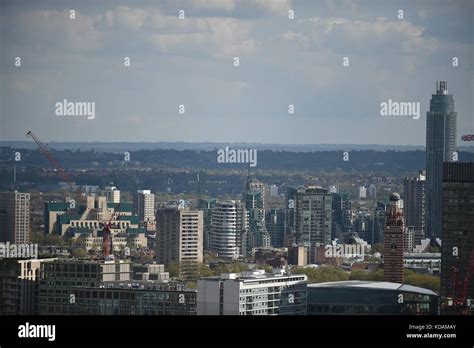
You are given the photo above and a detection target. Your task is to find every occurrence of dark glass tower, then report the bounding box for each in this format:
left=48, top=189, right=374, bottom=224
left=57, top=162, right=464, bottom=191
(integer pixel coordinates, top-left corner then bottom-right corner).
left=426, top=81, right=457, bottom=239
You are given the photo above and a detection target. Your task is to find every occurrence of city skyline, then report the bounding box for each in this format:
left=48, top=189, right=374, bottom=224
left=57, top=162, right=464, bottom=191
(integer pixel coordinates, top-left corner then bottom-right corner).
left=1, top=0, right=473, bottom=145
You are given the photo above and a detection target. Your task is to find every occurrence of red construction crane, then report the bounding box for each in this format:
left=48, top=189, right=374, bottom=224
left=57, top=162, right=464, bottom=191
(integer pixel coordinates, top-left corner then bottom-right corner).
left=26, top=131, right=84, bottom=202
left=451, top=249, right=474, bottom=315
left=27, top=130, right=120, bottom=259
left=461, top=134, right=474, bottom=141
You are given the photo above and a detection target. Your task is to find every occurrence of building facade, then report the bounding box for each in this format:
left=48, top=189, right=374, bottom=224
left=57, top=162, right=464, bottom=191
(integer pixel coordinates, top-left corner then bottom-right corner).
left=441, top=162, right=474, bottom=314
left=0, top=192, right=30, bottom=243
left=156, top=207, right=203, bottom=280
left=294, top=186, right=332, bottom=263
left=383, top=193, right=405, bottom=283
left=197, top=270, right=307, bottom=315
left=133, top=190, right=155, bottom=222
left=403, top=170, right=426, bottom=237
left=426, top=81, right=457, bottom=238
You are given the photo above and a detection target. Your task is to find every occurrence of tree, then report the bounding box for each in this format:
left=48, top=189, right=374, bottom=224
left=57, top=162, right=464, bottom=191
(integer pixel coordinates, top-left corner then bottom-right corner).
left=167, top=261, right=180, bottom=278
left=293, top=266, right=348, bottom=283
left=72, top=248, right=87, bottom=258
left=350, top=269, right=384, bottom=281
left=43, top=234, right=66, bottom=246
left=404, top=270, right=440, bottom=293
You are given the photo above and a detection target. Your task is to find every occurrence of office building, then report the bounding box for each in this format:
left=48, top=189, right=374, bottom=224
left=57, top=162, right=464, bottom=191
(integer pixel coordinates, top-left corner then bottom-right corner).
left=0, top=258, right=55, bottom=315
left=294, top=186, right=332, bottom=263
left=198, top=198, right=216, bottom=251
left=0, top=192, right=30, bottom=243
left=426, top=81, right=457, bottom=238
left=383, top=193, right=405, bottom=283
left=38, top=259, right=132, bottom=314
left=133, top=190, right=155, bottom=222
left=403, top=171, right=426, bottom=237
left=266, top=209, right=285, bottom=248
left=441, top=162, right=474, bottom=314
left=69, top=281, right=196, bottom=315
left=156, top=207, right=203, bottom=280
left=358, top=186, right=367, bottom=199
left=197, top=269, right=307, bottom=315
left=307, top=281, right=438, bottom=315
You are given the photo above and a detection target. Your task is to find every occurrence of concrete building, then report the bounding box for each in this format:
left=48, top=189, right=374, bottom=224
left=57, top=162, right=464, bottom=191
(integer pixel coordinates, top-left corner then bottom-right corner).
left=43, top=202, right=69, bottom=235
left=197, top=269, right=307, bottom=315
left=295, top=186, right=332, bottom=263
left=0, top=191, right=30, bottom=243
left=69, top=281, right=196, bottom=315
left=0, top=258, right=55, bottom=315
left=383, top=193, right=405, bottom=283
left=133, top=190, right=155, bottom=222
left=210, top=201, right=248, bottom=259
left=38, top=259, right=132, bottom=315
left=104, top=186, right=120, bottom=204
left=426, top=81, right=457, bottom=239
left=403, top=170, right=426, bottom=237
left=156, top=207, right=203, bottom=280
left=358, top=186, right=367, bottom=199
left=198, top=198, right=216, bottom=251
left=441, top=162, right=474, bottom=314
left=307, top=281, right=439, bottom=315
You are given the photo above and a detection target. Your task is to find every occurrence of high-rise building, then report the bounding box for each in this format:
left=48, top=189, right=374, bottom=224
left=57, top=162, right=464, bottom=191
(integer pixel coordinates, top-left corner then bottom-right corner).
left=0, top=192, right=30, bottom=243
left=440, top=162, right=474, bottom=314
left=198, top=198, right=216, bottom=250
left=331, top=193, right=352, bottom=240
left=104, top=186, right=120, bottom=204
left=383, top=193, right=405, bottom=283
left=294, top=186, right=332, bottom=263
left=133, top=190, right=155, bottom=222
left=426, top=81, right=457, bottom=238
left=372, top=202, right=387, bottom=245
left=403, top=171, right=426, bottom=237
left=358, top=186, right=367, bottom=199
left=155, top=207, right=203, bottom=280
left=266, top=209, right=285, bottom=248
left=210, top=201, right=248, bottom=259
left=197, top=270, right=307, bottom=315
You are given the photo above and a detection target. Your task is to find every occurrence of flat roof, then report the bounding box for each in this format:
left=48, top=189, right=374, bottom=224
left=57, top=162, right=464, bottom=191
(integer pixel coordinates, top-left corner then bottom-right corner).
left=307, top=280, right=438, bottom=296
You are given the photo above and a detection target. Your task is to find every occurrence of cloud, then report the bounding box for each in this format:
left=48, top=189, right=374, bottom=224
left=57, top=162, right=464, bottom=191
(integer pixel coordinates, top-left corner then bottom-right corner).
left=282, top=17, right=438, bottom=55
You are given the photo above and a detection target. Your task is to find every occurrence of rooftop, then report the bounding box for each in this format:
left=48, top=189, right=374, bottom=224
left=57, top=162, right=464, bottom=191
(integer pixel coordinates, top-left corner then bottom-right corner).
left=307, top=280, right=438, bottom=296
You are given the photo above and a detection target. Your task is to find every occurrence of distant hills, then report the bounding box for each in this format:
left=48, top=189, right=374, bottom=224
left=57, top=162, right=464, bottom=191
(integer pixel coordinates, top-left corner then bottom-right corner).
left=2, top=141, right=473, bottom=153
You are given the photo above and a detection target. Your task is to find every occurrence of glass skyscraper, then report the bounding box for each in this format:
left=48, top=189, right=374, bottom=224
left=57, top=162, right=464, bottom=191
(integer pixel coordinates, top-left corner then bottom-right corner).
left=426, top=81, right=457, bottom=238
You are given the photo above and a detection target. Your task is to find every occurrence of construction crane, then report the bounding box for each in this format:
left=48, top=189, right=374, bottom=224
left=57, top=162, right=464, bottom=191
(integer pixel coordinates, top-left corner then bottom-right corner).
left=27, top=130, right=120, bottom=259
left=26, top=131, right=84, bottom=202
left=451, top=249, right=474, bottom=315
left=461, top=134, right=474, bottom=141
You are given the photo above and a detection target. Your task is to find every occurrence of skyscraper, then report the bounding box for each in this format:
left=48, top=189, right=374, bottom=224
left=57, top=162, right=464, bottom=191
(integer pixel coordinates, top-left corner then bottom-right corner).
left=104, top=186, right=120, bottom=204
left=0, top=192, right=30, bottom=243
left=383, top=193, right=405, bottom=283
left=155, top=207, right=203, bottom=280
left=294, top=186, right=332, bottom=263
left=426, top=81, right=457, bottom=238
left=265, top=209, right=285, bottom=248
left=441, top=162, right=474, bottom=314
left=133, top=190, right=155, bottom=222
left=403, top=170, right=426, bottom=237
left=210, top=201, right=248, bottom=259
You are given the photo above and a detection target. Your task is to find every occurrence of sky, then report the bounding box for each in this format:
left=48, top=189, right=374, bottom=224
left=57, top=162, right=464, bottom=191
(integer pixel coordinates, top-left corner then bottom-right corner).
left=1, top=0, right=473, bottom=145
